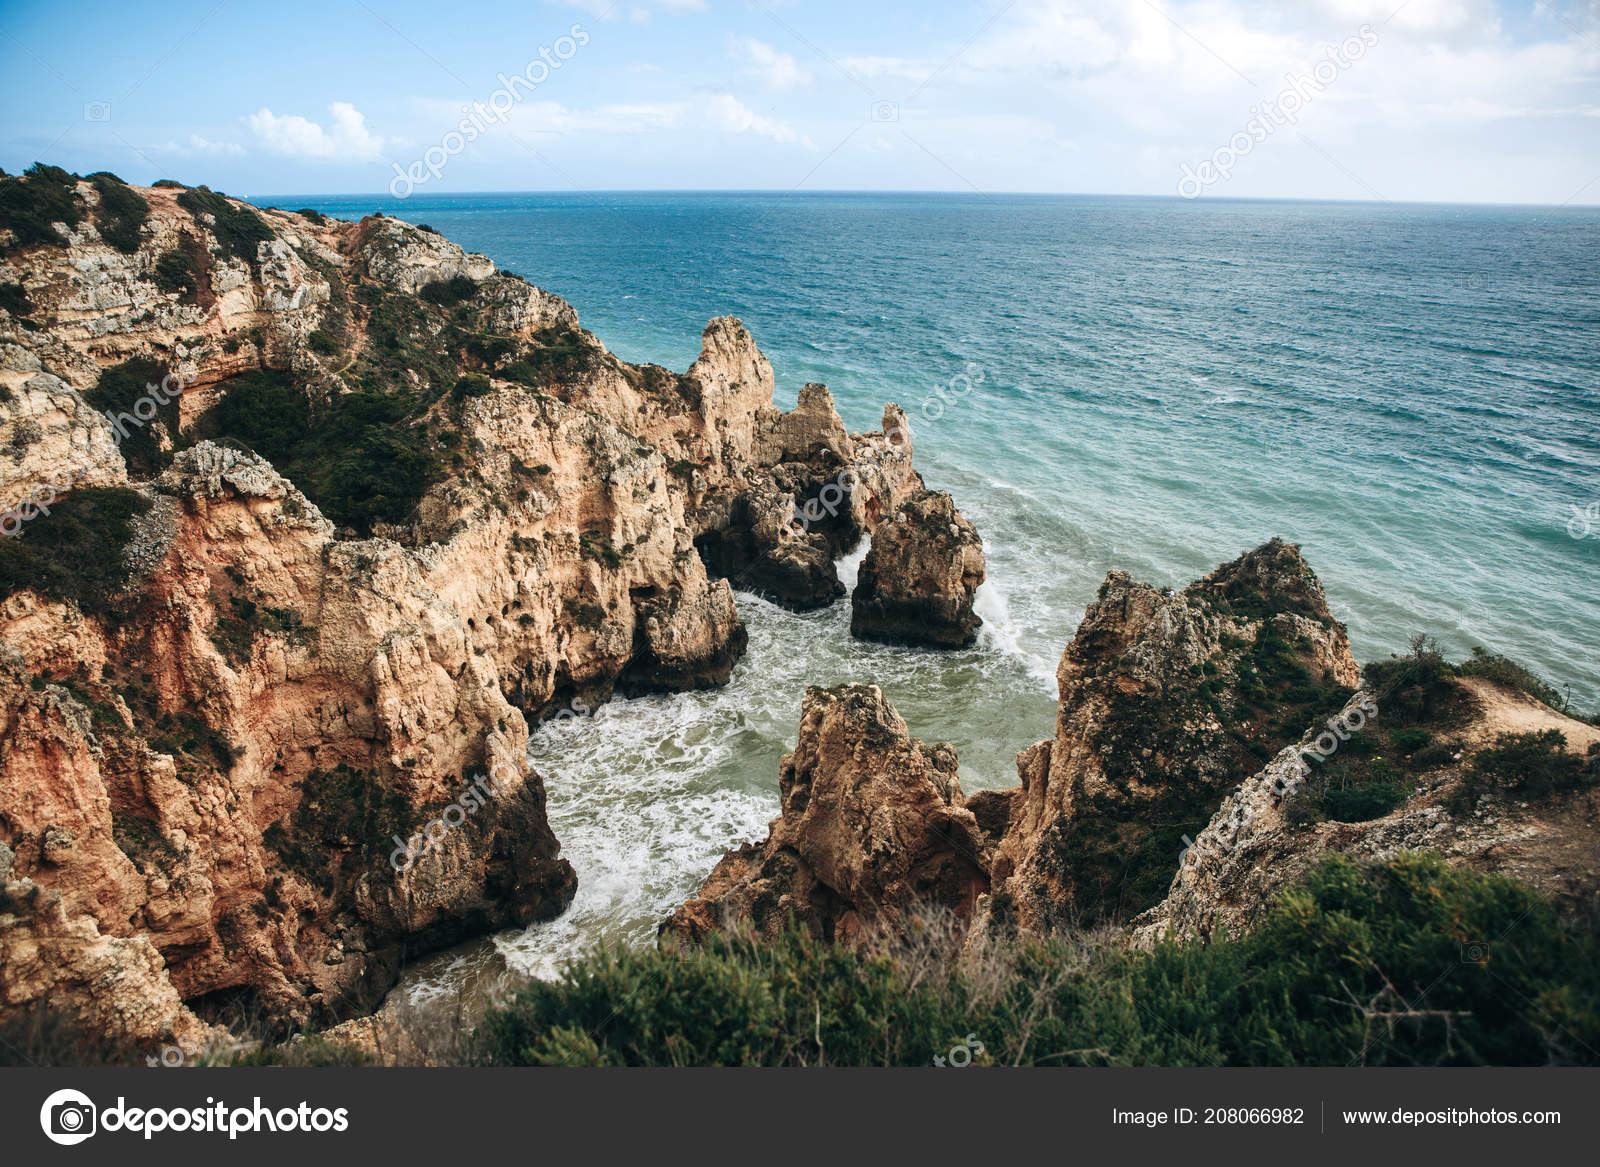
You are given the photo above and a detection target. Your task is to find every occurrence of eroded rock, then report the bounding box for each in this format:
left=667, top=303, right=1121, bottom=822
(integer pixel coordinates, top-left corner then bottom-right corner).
left=851, top=489, right=985, bottom=648
left=663, top=684, right=989, bottom=946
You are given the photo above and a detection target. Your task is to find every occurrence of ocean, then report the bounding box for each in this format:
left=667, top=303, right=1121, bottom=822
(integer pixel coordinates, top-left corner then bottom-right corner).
left=258, top=191, right=1600, bottom=998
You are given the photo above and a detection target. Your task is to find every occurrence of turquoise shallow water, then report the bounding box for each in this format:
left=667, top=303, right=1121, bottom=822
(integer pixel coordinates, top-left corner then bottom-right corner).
left=261, top=192, right=1600, bottom=990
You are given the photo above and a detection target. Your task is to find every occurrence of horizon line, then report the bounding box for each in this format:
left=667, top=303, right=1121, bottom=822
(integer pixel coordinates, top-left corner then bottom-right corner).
left=234, top=187, right=1600, bottom=212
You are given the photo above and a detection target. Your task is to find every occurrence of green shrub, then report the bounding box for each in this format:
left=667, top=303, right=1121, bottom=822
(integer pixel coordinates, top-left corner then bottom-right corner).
left=1457, top=647, right=1566, bottom=711
left=473, top=854, right=1600, bottom=1067
left=1391, top=727, right=1432, bottom=756
left=308, top=329, right=340, bottom=356
left=0, top=281, right=31, bottom=317
left=0, top=487, right=152, bottom=614
left=83, top=357, right=178, bottom=476
left=152, top=242, right=200, bottom=298
left=208, top=368, right=309, bottom=467
left=1467, top=731, right=1592, bottom=799
left=450, top=373, right=492, bottom=402
left=1320, top=780, right=1407, bottom=822
left=262, top=763, right=413, bottom=894
left=295, top=208, right=326, bottom=225
left=86, top=172, right=149, bottom=253
left=176, top=186, right=275, bottom=265
left=201, top=372, right=439, bottom=534
left=1408, top=740, right=1457, bottom=770
left=1364, top=634, right=1454, bottom=724
left=465, top=336, right=515, bottom=365
left=499, top=329, right=597, bottom=389
left=420, top=275, right=478, bottom=307
left=0, top=163, right=81, bottom=252
left=152, top=179, right=186, bottom=189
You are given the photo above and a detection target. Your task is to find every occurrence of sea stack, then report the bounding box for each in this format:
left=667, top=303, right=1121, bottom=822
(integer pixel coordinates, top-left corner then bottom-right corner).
left=851, top=489, right=985, bottom=648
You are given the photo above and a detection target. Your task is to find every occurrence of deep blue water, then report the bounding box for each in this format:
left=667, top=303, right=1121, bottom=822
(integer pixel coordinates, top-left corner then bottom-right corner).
left=253, top=191, right=1600, bottom=975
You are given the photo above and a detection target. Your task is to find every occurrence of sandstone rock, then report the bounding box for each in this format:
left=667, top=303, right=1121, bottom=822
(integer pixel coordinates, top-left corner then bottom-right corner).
left=851, top=489, right=985, bottom=648
left=1128, top=679, right=1600, bottom=947
left=663, top=684, right=988, bottom=946
left=0, top=175, right=948, bottom=1041
left=0, top=871, right=215, bottom=1053
left=980, top=539, right=1360, bottom=934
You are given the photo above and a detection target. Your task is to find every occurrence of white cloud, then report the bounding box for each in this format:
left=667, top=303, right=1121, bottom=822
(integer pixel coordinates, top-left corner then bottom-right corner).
left=702, top=93, right=809, bottom=144
left=730, top=37, right=814, bottom=90
left=837, top=56, right=938, bottom=84
left=245, top=102, right=385, bottom=161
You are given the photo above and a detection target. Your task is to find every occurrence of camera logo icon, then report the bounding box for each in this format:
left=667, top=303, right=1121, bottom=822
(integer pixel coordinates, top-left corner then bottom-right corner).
left=40, top=1088, right=97, bottom=1145
left=870, top=101, right=900, bottom=122
left=82, top=101, right=112, bottom=123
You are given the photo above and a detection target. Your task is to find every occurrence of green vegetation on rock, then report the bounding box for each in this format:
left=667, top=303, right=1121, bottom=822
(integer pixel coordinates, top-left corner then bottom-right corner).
left=85, top=172, right=149, bottom=254
left=175, top=186, right=275, bottom=265
left=0, top=163, right=81, bottom=252
left=475, top=854, right=1600, bottom=1067
left=0, top=486, right=152, bottom=615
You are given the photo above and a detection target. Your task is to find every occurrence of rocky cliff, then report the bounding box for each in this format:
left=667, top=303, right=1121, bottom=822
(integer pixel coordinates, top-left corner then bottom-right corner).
left=851, top=489, right=984, bottom=648
left=671, top=536, right=1598, bottom=966
left=1130, top=675, right=1600, bottom=947
left=662, top=684, right=988, bottom=946
left=0, top=167, right=928, bottom=1049
left=672, top=539, right=1367, bottom=946
left=979, top=538, right=1361, bottom=933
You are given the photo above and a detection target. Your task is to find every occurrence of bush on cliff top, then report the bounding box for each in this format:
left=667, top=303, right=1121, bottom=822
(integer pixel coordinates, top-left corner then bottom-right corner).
left=474, top=853, right=1599, bottom=1067
left=176, top=186, right=275, bottom=265
left=0, top=163, right=82, bottom=252
left=0, top=486, right=152, bottom=614
left=1456, top=646, right=1569, bottom=711
left=203, top=369, right=440, bottom=534
left=0, top=166, right=150, bottom=256
left=86, top=172, right=149, bottom=253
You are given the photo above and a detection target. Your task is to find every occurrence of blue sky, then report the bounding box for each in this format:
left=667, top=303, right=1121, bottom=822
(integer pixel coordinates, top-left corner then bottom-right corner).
left=1, top=0, right=1597, bottom=203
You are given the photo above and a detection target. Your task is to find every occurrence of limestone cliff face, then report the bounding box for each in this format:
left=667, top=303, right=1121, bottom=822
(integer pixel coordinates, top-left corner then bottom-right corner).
left=663, top=684, right=988, bottom=947
left=851, top=489, right=984, bottom=648
left=0, top=171, right=933, bottom=1048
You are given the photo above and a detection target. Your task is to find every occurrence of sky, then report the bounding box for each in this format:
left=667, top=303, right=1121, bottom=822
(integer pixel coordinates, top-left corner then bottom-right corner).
left=0, top=0, right=1597, bottom=204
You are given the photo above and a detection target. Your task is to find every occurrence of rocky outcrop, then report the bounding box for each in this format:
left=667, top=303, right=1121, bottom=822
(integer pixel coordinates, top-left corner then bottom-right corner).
left=0, top=171, right=949, bottom=1045
left=979, top=538, right=1360, bottom=934
left=1130, top=680, right=1600, bottom=947
left=663, top=685, right=989, bottom=946
left=691, top=391, right=925, bottom=612
left=0, top=445, right=578, bottom=1034
left=0, top=842, right=218, bottom=1053
left=667, top=539, right=1365, bottom=950
left=851, top=489, right=984, bottom=648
